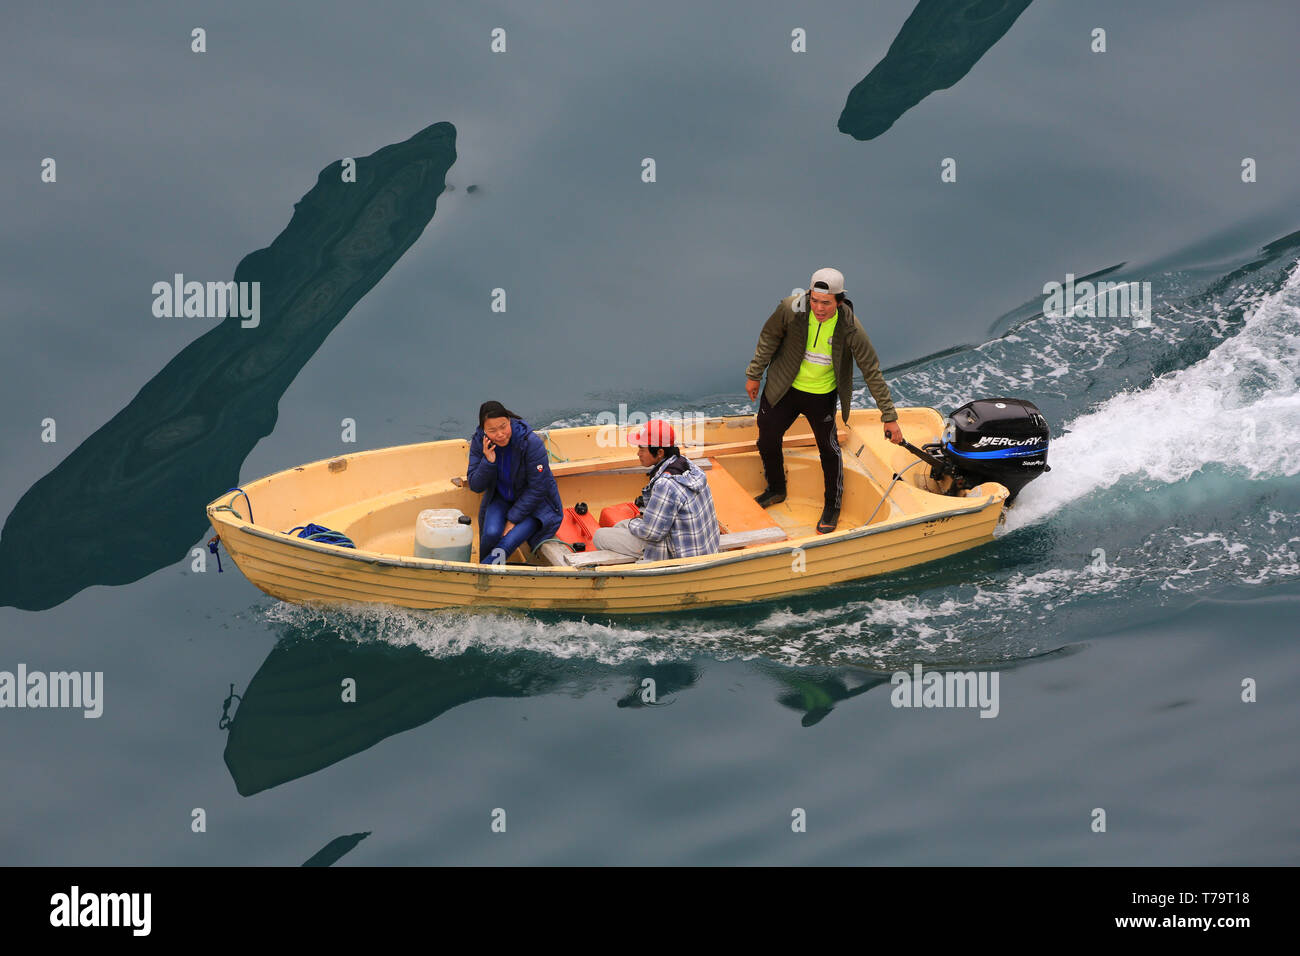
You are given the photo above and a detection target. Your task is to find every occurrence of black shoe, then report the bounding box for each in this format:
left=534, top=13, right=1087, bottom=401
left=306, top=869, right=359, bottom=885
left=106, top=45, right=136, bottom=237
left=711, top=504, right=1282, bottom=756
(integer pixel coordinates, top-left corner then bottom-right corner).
left=816, top=507, right=839, bottom=534
left=754, top=488, right=787, bottom=508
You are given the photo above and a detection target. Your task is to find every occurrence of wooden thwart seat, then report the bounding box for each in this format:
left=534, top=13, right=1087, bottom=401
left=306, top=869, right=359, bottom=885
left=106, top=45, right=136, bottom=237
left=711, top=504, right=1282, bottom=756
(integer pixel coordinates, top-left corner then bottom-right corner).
left=536, top=526, right=790, bottom=568
left=537, top=429, right=845, bottom=479
left=703, top=458, right=782, bottom=535
left=535, top=528, right=780, bottom=564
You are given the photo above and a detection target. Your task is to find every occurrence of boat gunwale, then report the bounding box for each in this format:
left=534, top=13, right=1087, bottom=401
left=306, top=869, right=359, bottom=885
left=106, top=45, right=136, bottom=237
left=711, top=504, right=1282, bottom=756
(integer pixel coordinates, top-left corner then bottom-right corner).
left=215, top=492, right=1001, bottom=578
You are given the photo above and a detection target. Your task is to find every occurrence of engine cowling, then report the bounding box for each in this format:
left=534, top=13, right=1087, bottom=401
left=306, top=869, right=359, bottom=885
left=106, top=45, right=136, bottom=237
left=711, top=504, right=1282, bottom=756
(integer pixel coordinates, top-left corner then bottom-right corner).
left=938, top=398, right=1050, bottom=501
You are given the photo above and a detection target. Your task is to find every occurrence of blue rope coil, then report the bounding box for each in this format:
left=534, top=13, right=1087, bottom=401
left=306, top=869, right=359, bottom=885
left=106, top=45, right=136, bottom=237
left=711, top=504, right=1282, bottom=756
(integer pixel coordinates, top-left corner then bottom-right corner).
left=286, top=523, right=357, bottom=549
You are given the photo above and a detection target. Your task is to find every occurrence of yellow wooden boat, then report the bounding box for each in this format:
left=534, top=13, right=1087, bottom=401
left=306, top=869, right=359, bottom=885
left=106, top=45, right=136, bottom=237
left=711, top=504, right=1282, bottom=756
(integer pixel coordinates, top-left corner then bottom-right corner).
left=205, top=406, right=1018, bottom=615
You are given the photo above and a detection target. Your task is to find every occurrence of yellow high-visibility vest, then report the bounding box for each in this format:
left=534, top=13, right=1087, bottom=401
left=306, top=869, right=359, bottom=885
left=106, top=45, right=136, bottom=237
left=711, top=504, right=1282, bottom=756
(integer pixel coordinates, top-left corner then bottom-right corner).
left=791, top=310, right=838, bottom=393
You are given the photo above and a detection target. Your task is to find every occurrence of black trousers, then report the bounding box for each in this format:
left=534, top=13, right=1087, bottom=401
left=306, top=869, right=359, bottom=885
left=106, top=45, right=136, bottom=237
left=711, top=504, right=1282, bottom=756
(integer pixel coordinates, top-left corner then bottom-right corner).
left=757, top=386, right=842, bottom=512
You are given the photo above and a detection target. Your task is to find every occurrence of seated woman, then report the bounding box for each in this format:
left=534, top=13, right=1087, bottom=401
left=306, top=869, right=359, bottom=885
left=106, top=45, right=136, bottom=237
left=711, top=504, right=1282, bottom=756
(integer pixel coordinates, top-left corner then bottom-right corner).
left=466, top=400, right=563, bottom=564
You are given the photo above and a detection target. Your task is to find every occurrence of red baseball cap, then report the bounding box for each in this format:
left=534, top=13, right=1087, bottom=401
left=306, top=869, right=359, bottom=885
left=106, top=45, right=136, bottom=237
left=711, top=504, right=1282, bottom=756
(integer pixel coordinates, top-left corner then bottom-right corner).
left=627, top=419, right=676, bottom=447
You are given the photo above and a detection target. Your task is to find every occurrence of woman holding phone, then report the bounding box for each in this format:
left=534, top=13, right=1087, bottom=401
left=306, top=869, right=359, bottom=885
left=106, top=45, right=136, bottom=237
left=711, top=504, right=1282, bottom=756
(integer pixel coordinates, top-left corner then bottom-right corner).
left=466, top=400, right=564, bottom=564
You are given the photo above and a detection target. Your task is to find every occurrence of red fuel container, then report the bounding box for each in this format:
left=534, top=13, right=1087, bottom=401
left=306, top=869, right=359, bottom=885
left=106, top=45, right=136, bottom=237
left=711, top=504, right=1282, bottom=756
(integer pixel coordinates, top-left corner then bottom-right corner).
left=556, top=506, right=599, bottom=548
left=599, top=502, right=641, bottom=527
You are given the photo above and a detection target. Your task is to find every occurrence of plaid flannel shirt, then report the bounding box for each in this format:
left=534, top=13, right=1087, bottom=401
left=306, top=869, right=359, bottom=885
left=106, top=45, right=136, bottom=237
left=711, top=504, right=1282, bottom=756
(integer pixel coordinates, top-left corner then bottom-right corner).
left=627, top=455, right=720, bottom=563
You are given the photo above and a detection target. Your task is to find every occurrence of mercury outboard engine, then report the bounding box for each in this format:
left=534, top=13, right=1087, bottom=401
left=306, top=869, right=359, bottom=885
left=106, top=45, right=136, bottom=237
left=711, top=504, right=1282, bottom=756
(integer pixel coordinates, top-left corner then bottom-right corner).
left=905, top=398, right=1050, bottom=502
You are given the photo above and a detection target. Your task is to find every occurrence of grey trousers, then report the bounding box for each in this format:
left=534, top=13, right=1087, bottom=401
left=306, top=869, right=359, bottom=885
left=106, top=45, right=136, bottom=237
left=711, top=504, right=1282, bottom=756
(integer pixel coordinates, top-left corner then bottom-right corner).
left=591, top=518, right=645, bottom=556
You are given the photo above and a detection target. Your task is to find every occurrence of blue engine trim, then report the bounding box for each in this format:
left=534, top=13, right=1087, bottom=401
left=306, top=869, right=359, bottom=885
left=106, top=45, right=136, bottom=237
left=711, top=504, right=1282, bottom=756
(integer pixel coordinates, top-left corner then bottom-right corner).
left=945, top=441, right=1046, bottom=460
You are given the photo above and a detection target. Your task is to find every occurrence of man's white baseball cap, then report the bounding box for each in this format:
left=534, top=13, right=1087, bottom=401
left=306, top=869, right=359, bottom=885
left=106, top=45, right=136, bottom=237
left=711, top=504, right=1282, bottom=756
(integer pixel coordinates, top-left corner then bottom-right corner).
left=810, top=267, right=845, bottom=295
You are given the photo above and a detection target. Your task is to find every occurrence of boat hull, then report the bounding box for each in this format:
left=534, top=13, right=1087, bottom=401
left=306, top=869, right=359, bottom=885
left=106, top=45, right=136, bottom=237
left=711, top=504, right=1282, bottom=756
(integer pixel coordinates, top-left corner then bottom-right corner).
left=206, top=408, right=1008, bottom=615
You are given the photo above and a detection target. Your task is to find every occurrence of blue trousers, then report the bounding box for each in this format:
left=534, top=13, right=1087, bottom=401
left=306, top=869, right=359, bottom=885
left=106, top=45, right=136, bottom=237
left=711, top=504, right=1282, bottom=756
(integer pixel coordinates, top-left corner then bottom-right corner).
left=479, top=495, right=541, bottom=564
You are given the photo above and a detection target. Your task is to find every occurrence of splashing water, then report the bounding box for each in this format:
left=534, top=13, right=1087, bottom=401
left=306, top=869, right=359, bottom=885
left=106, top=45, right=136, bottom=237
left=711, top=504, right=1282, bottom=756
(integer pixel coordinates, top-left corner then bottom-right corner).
left=1006, top=261, right=1300, bottom=530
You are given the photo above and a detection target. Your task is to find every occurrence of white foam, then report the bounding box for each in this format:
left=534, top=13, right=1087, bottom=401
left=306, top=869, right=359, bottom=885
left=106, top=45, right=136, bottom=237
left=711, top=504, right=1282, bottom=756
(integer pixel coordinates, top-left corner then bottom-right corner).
left=1005, top=261, right=1300, bottom=531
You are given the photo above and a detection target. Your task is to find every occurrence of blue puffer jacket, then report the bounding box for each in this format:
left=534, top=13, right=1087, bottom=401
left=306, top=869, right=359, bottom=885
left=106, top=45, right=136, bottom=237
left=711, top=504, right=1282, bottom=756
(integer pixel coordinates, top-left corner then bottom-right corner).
left=466, top=417, right=564, bottom=551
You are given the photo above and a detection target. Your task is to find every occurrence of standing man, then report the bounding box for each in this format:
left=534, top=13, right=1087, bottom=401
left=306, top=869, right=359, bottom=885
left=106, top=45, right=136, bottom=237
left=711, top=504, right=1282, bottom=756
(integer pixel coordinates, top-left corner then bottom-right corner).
left=745, top=267, right=905, bottom=534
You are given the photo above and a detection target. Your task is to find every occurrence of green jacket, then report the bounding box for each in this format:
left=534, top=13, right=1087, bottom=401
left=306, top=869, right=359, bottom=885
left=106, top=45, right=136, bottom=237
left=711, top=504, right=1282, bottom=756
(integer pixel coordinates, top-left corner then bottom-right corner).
left=745, top=292, right=898, bottom=423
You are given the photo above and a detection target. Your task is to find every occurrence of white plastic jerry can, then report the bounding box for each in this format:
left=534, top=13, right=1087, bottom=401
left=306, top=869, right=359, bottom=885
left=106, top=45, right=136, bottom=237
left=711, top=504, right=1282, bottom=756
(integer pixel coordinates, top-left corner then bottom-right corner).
left=414, top=508, right=474, bottom=562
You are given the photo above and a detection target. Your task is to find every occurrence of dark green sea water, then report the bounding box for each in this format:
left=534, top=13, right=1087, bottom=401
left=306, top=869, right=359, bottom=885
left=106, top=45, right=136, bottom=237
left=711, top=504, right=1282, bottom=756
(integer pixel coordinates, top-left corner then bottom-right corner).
left=2, top=0, right=1298, bottom=864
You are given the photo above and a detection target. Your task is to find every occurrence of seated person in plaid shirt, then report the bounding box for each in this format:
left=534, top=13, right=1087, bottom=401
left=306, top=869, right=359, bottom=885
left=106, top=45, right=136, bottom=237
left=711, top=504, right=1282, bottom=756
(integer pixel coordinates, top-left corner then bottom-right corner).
left=592, top=419, right=720, bottom=563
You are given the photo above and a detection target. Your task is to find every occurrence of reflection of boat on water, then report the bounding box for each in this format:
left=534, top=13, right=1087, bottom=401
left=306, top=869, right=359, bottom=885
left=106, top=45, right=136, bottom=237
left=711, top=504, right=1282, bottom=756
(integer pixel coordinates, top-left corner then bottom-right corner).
left=207, top=399, right=1051, bottom=615
left=0, top=121, right=455, bottom=611
left=302, top=831, right=371, bottom=867
left=221, top=626, right=903, bottom=796
left=767, top=666, right=891, bottom=727
left=225, top=635, right=564, bottom=795
left=222, top=630, right=706, bottom=795
left=839, top=0, right=1034, bottom=140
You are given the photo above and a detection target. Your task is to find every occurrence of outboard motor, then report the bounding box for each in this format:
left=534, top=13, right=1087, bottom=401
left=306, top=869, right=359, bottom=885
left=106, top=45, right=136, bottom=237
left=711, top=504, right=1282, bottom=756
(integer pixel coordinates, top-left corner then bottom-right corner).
left=906, top=398, right=1050, bottom=502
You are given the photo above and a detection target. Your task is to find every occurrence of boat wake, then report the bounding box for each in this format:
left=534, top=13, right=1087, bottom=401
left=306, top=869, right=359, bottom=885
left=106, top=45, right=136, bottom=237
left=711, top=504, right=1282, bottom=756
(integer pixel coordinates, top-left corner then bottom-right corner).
left=1003, top=259, right=1300, bottom=531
